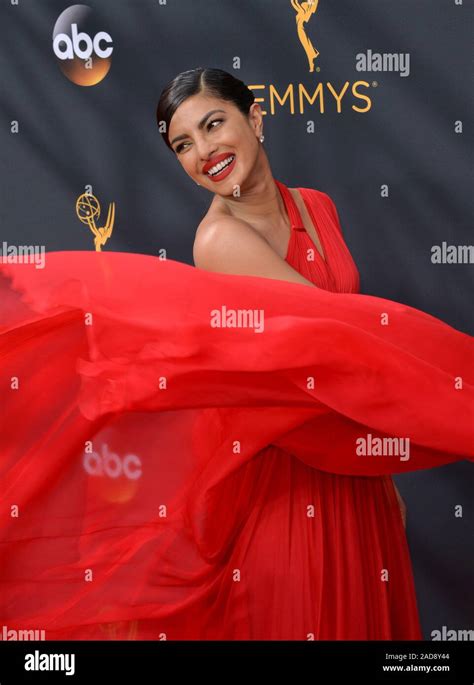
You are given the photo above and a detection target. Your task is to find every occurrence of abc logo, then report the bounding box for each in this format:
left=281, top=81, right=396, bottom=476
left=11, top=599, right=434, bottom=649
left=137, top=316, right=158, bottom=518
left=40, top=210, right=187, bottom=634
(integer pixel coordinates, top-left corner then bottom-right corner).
left=53, top=23, right=113, bottom=61
left=83, top=443, right=142, bottom=481
left=52, top=5, right=113, bottom=86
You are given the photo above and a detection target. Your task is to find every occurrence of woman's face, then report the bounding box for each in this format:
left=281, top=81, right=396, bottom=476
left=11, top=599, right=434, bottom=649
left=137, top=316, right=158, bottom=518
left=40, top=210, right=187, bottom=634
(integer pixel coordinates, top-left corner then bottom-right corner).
left=168, top=92, right=263, bottom=195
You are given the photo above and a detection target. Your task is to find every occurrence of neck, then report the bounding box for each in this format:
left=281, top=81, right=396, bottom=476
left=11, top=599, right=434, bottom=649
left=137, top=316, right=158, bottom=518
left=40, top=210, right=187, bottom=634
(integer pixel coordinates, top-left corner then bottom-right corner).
left=216, top=157, right=289, bottom=236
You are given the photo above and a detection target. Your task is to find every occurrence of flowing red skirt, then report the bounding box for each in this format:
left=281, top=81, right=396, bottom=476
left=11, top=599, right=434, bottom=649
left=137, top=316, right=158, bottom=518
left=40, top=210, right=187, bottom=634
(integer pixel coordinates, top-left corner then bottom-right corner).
left=0, top=252, right=472, bottom=640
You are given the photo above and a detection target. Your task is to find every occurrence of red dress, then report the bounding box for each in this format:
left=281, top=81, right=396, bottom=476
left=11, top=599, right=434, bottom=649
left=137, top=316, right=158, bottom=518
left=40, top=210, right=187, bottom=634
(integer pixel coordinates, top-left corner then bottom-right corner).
left=0, top=180, right=472, bottom=641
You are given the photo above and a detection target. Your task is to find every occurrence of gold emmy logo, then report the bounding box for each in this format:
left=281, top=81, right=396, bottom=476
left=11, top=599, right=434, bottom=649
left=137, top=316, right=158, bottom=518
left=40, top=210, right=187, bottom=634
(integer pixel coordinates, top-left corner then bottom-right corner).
left=76, top=193, right=115, bottom=251
left=291, top=0, right=320, bottom=72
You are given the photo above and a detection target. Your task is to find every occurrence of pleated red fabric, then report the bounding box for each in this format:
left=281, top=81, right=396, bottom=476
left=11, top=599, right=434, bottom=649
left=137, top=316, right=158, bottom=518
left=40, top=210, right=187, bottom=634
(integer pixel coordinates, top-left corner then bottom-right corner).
left=0, top=179, right=472, bottom=640
left=280, top=180, right=360, bottom=294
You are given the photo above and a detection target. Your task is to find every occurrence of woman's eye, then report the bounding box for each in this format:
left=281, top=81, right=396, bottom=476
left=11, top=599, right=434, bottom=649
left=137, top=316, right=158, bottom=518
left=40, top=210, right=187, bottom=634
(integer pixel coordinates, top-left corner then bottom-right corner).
left=176, top=142, right=189, bottom=154
left=175, top=120, right=224, bottom=153
left=208, top=118, right=223, bottom=130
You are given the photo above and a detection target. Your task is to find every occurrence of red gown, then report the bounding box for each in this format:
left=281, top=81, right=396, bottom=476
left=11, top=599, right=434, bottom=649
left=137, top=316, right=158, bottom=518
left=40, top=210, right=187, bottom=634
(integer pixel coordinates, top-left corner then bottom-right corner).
left=0, top=179, right=472, bottom=641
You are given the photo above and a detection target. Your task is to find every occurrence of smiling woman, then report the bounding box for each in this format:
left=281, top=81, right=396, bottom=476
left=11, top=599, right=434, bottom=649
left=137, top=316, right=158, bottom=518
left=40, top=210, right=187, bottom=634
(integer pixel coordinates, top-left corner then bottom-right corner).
left=152, top=67, right=472, bottom=638
left=164, top=97, right=261, bottom=190
left=157, top=68, right=320, bottom=286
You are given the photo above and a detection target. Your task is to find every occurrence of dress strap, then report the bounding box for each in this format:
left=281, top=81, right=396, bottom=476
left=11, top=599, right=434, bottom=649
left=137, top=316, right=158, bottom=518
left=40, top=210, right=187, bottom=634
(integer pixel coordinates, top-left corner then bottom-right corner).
left=274, top=179, right=306, bottom=232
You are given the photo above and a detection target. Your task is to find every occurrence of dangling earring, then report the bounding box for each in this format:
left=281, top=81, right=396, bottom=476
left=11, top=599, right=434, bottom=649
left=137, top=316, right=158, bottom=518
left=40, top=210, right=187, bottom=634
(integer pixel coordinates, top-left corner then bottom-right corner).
left=259, top=134, right=265, bottom=143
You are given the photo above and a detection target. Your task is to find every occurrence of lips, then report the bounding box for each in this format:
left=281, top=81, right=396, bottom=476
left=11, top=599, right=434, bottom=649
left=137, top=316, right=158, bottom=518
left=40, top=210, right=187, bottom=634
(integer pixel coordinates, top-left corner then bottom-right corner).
left=202, top=153, right=235, bottom=176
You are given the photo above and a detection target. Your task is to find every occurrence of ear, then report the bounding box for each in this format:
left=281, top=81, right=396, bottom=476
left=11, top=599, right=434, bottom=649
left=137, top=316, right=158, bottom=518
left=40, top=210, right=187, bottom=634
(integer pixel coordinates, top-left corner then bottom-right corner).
left=248, top=102, right=263, bottom=136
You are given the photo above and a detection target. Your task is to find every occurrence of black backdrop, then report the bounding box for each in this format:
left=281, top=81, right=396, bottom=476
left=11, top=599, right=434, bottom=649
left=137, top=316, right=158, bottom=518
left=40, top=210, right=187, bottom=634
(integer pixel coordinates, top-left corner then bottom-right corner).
left=0, top=0, right=472, bottom=639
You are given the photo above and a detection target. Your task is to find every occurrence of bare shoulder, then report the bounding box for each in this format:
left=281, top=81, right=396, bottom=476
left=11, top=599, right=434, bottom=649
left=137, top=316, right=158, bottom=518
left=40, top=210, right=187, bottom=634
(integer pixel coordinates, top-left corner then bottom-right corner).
left=193, top=200, right=253, bottom=260
left=193, top=206, right=267, bottom=270
left=194, top=197, right=239, bottom=245
left=192, top=198, right=314, bottom=287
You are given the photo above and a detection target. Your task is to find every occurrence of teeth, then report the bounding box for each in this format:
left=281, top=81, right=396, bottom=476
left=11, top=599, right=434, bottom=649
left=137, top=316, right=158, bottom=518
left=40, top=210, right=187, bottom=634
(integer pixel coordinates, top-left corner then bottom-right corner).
left=207, top=155, right=235, bottom=177
left=208, top=157, right=233, bottom=176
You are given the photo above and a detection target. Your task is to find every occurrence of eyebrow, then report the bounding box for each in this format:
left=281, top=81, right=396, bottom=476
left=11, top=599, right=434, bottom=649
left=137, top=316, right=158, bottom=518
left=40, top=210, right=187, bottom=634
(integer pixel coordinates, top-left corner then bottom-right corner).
left=170, top=109, right=226, bottom=146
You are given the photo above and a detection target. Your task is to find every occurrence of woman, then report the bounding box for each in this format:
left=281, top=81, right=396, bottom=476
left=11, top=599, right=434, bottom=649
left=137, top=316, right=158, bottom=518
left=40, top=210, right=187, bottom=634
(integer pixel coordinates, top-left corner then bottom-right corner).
left=0, top=68, right=472, bottom=641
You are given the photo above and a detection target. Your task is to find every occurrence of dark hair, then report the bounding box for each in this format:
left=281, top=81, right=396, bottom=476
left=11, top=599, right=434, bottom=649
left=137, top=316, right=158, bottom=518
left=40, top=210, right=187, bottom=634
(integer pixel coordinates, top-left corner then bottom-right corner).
left=156, top=67, right=255, bottom=151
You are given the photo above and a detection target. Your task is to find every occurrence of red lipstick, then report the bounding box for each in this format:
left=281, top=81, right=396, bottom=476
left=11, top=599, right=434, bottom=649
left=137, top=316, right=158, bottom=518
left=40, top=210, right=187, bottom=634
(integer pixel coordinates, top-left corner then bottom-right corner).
left=202, top=153, right=236, bottom=182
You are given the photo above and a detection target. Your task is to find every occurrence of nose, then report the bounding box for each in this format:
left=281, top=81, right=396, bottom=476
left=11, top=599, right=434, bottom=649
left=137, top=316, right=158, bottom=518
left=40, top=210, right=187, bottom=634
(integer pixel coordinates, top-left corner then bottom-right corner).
left=195, top=136, right=218, bottom=163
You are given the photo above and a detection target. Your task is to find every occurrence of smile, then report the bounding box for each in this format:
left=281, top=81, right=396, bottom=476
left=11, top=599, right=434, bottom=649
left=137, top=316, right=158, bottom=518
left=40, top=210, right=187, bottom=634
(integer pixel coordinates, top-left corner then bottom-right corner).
left=206, top=155, right=236, bottom=181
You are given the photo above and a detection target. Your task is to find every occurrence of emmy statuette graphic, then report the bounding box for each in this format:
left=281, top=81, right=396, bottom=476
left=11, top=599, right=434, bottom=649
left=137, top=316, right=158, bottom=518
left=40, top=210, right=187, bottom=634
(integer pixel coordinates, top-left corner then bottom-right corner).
left=76, top=192, right=115, bottom=251
left=291, top=0, right=320, bottom=72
